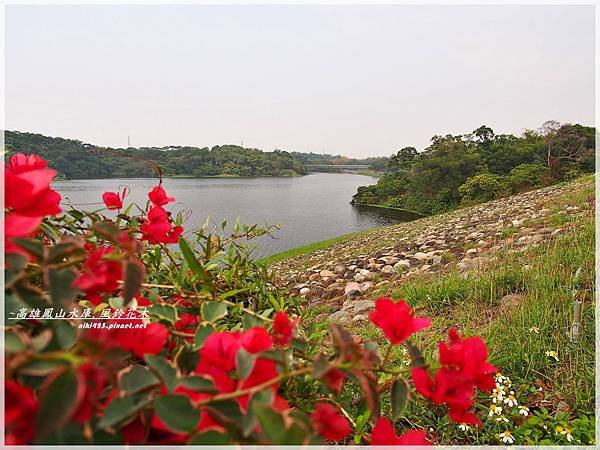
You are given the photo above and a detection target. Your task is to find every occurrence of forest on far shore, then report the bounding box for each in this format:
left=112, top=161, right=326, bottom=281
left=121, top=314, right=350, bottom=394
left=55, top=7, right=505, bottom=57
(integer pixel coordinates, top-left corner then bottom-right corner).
left=352, top=121, right=595, bottom=215
left=4, top=131, right=389, bottom=179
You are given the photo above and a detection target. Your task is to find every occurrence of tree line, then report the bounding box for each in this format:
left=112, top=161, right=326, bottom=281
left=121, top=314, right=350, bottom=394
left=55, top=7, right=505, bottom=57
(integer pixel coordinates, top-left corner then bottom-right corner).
left=5, top=131, right=392, bottom=179
left=4, top=131, right=310, bottom=178
left=352, top=122, right=595, bottom=215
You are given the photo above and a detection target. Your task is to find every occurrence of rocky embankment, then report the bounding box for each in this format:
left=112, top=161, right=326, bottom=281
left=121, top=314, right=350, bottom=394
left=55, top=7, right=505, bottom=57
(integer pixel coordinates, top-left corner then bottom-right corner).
left=270, top=179, right=592, bottom=323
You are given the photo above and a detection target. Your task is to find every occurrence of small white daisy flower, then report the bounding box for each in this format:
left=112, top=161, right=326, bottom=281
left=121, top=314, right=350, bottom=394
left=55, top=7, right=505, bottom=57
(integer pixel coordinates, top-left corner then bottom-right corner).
left=528, top=326, right=540, bottom=333
left=495, top=372, right=508, bottom=384
left=565, top=428, right=573, bottom=442
left=458, top=424, right=471, bottom=432
left=495, top=416, right=510, bottom=423
left=518, top=405, right=530, bottom=416
left=499, top=430, right=515, bottom=444
left=504, top=391, right=518, bottom=407
left=489, top=404, right=503, bottom=416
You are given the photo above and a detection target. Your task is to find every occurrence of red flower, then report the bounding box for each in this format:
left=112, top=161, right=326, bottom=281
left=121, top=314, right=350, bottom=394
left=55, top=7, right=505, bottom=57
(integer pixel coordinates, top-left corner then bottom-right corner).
left=323, top=368, right=346, bottom=393
left=272, top=311, right=298, bottom=347
left=140, top=205, right=183, bottom=244
left=240, top=326, right=273, bottom=354
left=102, top=187, right=128, bottom=210
left=4, top=213, right=43, bottom=255
left=5, top=380, right=38, bottom=444
left=5, top=153, right=61, bottom=217
left=439, top=328, right=497, bottom=391
left=148, top=185, right=175, bottom=206
left=196, top=331, right=240, bottom=374
left=74, top=246, right=123, bottom=305
left=116, top=322, right=169, bottom=358
left=311, top=403, right=352, bottom=442
left=4, top=153, right=61, bottom=255
left=122, top=415, right=148, bottom=444
left=411, top=328, right=497, bottom=425
left=369, top=297, right=431, bottom=345
left=72, top=363, right=106, bottom=423
left=371, top=417, right=430, bottom=445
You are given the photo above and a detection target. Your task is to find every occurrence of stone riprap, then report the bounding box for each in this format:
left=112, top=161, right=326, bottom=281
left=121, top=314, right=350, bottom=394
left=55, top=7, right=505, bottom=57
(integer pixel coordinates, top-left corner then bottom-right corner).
left=269, top=179, right=592, bottom=323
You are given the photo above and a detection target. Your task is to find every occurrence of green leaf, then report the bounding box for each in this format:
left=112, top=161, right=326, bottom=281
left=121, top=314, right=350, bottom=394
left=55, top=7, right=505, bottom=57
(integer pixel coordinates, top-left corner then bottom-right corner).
left=32, top=329, right=54, bottom=352
left=145, top=354, right=178, bottom=392
left=242, top=390, right=274, bottom=437
left=291, top=337, right=308, bottom=352
left=193, top=324, right=214, bottom=350
left=219, top=287, right=249, bottom=300
left=5, top=331, right=27, bottom=354
left=363, top=341, right=381, bottom=360
left=12, top=238, right=44, bottom=260
left=235, top=348, right=256, bottom=379
left=36, top=369, right=81, bottom=438
left=252, top=402, right=306, bottom=444
left=154, top=394, right=200, bottom=434
left=48, top=268, right=79, bottom=306
left=201, top=301, right=228, bottom=323
left=118, top=365, right=160, bottom=395
left=148, top=303, right=178, bottom=324
left=5, top=253, right=27, bottom=288
left=179, top=237, right=204, bottom=277
left=312, top=353, right=330, bottom=379
left=204, top=400, right=243, bottom=430
left=179, top=376, right=218, bottom=394
left=242, top=313, right=264, bottom=329
left=46, top=241, right=85, bottom=264
left=20, top=358, right=68, bottom=376
left=391, top=378, right=409, bottom=420
left=97, top=394, right=152, bottom=429
left=13, top=282, right=49, bottom=309
left=5, top=292, right=27, bottom=325
left=91, top=221, right=121, bottom=242
left=123, top=260, right=145, bottom=305
left=357, top=372, right=380, bottom=419
left=406, top=340, right=426, bottom=368
left=187, top=430, right=229, bottom=445
left=52, top=320, right=76, bottom=350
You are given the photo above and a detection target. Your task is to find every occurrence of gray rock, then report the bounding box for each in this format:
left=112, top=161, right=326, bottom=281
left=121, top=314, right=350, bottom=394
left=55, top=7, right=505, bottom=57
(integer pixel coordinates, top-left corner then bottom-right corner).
left=327, top=311, right=351, bottom=323
left=352, top=300, right=375, bottom=315
left=394, top=260, right=412, bottom=270
left=359, top=281, right=374, bottom=292
left=353, top=273, right=365, bottom=283
left=378, top=256, right=400, bottom=265
left=381, top=265, right=395, bottom=274
left=465, top=248, right=478, bottom=258
left=352, top=314, right=368, bottom=322
left=413, top=252, right=428, bottom=260
left=344, top=282, right=362, bottom=298
left=333, top=265, right=346, bottom=275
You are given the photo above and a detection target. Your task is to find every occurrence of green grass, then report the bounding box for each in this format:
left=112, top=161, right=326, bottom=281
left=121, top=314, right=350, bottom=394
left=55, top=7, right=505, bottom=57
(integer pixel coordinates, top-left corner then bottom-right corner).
left=340, top=180, right=595, bottom=444
left=258, top=229, right=371, bottom=266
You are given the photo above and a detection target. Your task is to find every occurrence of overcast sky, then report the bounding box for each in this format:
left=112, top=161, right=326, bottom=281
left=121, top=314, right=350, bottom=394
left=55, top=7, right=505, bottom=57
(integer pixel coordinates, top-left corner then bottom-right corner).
left=6, top=4, right=595, bottom=158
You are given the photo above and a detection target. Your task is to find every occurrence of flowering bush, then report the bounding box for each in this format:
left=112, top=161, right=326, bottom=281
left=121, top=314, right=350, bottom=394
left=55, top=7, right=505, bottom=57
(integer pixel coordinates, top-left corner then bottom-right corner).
left=4, top=153, right=499, bottom=445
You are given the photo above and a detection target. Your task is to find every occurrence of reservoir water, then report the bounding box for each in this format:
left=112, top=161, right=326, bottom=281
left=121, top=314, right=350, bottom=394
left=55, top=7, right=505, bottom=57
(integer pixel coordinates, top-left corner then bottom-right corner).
left=53, top=173, right=416, bottom=258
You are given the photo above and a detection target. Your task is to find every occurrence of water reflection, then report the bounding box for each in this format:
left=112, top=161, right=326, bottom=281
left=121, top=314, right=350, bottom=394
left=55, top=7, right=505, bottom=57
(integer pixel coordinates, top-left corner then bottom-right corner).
left=54, top=174, right=420, bottom=258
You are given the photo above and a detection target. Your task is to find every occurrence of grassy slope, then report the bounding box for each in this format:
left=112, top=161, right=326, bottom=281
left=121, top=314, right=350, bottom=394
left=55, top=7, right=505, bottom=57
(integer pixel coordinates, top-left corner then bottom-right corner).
left=298, top=176, right=595, bottom=444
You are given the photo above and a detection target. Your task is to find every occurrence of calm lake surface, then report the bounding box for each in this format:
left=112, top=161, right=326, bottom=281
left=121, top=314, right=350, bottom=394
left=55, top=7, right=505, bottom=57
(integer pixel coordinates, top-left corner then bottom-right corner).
left=53, top=173, right=415, bottom=258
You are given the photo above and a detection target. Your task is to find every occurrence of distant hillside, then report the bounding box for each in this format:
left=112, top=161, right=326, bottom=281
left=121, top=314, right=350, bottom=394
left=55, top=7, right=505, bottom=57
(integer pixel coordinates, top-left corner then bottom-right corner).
left=352, top=123, right=595, bottom=215
left=4, top=131, right=307, bottom=179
